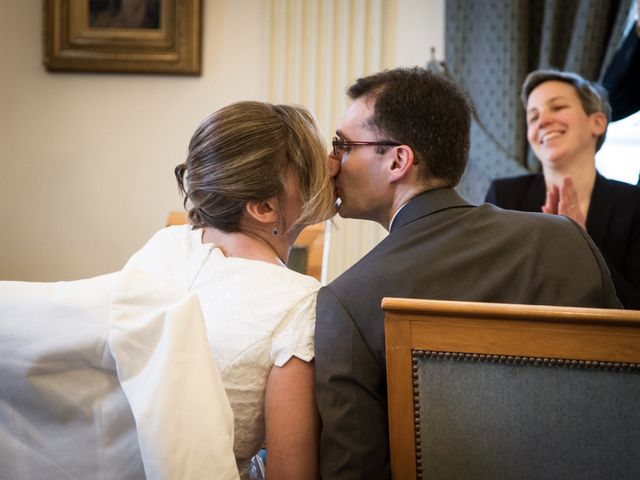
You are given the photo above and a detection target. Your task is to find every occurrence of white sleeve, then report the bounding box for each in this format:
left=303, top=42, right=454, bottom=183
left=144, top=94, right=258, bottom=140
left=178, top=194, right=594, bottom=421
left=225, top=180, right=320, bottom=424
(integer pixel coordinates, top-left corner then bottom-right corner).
left=0, top=273, right=129, bottom=479
left=109, top=268, right=240, bottom=480
left=270, top=291, right=317, bottom=367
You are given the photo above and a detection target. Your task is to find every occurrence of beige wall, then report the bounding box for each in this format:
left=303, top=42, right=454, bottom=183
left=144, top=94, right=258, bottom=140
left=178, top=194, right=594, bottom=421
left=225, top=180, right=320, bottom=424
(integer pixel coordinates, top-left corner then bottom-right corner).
left=0, top=0, right=443, bottom=282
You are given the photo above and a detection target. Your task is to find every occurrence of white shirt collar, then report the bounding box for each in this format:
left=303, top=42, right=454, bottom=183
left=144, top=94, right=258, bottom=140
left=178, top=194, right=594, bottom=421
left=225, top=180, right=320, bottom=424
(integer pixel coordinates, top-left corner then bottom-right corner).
left=388, top=202, right=409, bottom=231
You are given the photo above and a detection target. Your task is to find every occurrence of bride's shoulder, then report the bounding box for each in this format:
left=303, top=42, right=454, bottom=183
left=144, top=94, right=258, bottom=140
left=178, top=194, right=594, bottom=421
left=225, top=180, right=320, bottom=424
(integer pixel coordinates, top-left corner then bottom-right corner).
left=275, top=267, right=321, bottom=296
left=143, top=225, right=197, bottom=251
left=124, top=225, right=197, bottom=269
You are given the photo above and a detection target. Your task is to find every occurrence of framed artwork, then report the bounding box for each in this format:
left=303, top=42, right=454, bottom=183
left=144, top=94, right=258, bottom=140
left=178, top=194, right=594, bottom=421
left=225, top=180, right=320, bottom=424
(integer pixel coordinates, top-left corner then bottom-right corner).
left=43, top=0, right=201, bottom=75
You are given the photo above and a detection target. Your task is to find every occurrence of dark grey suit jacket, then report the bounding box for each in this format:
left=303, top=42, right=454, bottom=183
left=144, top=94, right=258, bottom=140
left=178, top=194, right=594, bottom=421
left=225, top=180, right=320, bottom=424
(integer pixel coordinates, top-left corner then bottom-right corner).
left=315, top=187, right=620, bottom=480
left=486, top=173, right=640, bottom=309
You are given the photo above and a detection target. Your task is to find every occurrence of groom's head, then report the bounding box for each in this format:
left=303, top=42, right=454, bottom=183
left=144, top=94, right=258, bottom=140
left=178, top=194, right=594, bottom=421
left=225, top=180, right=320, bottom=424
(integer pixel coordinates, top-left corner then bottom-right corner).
left=329, top=67, right=472, bottom=225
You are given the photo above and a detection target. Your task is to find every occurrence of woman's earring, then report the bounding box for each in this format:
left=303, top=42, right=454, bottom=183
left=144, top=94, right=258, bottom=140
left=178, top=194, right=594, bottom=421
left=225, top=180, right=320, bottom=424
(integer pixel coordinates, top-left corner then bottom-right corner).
left=272, top=225, right=278, bottom=236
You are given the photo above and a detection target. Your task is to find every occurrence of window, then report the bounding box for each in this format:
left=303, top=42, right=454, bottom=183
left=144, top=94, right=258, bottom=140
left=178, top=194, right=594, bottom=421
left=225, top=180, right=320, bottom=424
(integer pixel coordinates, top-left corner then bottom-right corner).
left=595, top=111, right=640, bottom=185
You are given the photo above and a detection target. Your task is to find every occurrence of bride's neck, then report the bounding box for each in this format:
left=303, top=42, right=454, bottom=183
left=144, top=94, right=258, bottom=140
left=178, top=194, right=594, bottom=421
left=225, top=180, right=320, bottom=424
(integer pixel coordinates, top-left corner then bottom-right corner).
left=201, top=227, right=290, bottom=266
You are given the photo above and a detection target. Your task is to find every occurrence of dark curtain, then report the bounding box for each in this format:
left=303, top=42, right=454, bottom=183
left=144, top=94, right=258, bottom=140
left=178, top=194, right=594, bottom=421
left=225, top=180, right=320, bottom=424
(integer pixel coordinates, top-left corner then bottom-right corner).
left=445, top=0, right=632, bottom=203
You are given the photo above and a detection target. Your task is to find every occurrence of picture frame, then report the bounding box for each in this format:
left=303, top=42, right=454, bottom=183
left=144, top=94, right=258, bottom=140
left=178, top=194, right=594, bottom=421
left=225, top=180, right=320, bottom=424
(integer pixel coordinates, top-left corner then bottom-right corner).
left=43, top=0, right=201, bottom=75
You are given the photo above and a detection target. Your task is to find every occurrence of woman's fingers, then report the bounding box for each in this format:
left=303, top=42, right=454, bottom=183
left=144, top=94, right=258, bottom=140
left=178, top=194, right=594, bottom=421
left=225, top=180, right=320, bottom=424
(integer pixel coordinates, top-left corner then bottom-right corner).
left=542, top=185, right=560, bottom=214
left=558, top=177, right=586, bottom=228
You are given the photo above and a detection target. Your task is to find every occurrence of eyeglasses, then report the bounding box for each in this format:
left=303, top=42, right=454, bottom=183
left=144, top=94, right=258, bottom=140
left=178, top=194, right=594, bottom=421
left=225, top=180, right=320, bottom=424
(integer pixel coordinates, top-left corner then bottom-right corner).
left=332, top=136, right=401, bottom=157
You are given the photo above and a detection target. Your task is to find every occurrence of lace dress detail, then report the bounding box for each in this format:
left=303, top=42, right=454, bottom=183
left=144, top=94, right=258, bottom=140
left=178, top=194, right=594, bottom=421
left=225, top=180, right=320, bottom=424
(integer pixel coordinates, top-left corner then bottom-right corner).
left=124, top=226, right=320, bottom=478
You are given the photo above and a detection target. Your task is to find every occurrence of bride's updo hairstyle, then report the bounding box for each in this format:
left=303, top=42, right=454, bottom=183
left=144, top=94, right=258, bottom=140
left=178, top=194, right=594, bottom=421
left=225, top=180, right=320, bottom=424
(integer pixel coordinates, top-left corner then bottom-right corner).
left=175, top=101, right=335, bottom=233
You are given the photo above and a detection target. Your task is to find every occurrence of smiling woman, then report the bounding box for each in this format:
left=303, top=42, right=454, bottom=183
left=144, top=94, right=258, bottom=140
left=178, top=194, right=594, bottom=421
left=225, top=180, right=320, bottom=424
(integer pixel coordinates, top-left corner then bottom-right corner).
left=485, top=69, right=640, bottom=309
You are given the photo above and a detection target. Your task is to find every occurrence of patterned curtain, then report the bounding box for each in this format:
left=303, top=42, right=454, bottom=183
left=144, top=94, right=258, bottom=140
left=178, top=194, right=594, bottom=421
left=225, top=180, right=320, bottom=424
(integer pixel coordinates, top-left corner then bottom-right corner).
left=445, top=0, right=632, bottom=203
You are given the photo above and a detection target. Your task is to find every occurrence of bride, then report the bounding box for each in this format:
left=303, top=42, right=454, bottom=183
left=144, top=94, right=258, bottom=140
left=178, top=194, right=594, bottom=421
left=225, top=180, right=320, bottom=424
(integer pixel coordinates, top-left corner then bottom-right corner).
left=1, top=101, right=336, bottom=479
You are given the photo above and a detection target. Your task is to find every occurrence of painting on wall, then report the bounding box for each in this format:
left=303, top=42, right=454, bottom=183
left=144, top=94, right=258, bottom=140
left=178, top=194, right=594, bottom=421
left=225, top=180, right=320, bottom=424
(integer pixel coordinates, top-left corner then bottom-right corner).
left=43, top=0, right=201, bottom=75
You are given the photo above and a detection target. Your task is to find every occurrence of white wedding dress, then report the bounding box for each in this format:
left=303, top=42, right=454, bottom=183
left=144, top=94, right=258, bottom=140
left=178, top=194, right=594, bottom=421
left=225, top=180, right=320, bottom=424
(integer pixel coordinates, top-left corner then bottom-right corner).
left=0, top=267, right=239, bottom=479
left=123, top=225, right=321, bottom=478
left=0, top=225, right=319, bottom=479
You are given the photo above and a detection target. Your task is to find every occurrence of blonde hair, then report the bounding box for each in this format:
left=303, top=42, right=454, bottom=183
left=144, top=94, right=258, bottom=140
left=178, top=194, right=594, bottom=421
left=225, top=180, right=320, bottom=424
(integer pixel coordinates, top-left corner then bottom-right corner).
left=175, top=101, right=334, bottom=233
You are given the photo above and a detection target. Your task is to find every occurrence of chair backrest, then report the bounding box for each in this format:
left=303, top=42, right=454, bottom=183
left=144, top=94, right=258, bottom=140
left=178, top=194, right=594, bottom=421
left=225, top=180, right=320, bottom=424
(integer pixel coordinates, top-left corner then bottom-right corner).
left=383, top=298, right=640, bottom=480
left=165, top=211, right=325, bottom=281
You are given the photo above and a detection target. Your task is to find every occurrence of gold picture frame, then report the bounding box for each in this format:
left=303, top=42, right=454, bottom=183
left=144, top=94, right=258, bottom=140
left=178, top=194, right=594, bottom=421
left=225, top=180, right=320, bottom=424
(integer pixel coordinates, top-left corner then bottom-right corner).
left=43, top=0, right=201, bottom=75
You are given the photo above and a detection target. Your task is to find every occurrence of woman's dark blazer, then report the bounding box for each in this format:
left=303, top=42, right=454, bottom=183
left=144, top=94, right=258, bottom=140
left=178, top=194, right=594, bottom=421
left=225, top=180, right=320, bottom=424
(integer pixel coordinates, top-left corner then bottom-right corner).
left=486, top=173, right=640, bottom=309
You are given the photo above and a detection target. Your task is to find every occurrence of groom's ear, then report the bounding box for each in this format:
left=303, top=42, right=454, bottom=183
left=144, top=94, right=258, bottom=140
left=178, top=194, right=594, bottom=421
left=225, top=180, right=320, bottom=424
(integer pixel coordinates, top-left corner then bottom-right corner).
left=388, top=145, right=415, bottom=183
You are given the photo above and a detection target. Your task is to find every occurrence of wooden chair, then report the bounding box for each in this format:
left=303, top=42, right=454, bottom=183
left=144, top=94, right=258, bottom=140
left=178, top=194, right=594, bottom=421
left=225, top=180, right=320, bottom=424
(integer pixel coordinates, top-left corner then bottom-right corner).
left=165, top=211, right=325, bottom=281
left=383, top=298, right=640, bottom=480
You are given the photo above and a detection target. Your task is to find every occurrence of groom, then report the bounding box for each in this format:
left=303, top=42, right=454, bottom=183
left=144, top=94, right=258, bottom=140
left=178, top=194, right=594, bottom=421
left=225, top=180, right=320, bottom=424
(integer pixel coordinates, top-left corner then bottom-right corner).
left=314, top=67, right=620, bottom=479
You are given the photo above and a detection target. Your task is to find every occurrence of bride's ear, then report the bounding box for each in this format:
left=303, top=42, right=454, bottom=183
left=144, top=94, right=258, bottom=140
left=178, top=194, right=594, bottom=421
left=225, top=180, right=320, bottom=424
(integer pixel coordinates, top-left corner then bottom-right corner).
left=245, top=198, right=278, bottom=225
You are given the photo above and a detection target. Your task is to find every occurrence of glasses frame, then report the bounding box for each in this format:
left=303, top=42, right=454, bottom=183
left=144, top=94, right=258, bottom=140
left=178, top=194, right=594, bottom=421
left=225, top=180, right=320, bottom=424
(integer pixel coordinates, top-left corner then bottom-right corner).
left=332, top=136, right=401, bottom=157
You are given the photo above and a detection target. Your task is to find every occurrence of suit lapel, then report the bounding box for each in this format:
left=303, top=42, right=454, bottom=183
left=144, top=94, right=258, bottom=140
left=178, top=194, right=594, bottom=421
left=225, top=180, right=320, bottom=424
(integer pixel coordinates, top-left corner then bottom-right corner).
left=390, top=188, right=472, bottom=233
left=520, top=174, right=546, bottom=212
left=586, top=173, right=612, bottom=247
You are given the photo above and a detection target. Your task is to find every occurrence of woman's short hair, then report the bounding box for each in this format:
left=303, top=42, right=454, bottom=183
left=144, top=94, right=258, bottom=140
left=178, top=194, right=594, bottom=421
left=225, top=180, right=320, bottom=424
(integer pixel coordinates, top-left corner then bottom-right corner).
left=521, top=69, right=611, bottom=151
left=175, top=101, right=335, bottom=232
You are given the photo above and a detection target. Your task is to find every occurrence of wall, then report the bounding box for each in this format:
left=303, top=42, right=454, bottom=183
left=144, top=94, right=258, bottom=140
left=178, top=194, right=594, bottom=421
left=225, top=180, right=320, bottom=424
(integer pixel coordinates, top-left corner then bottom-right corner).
left=263, top=0, right=444, bottom=282
left=0, top=0, right=443, bottom=282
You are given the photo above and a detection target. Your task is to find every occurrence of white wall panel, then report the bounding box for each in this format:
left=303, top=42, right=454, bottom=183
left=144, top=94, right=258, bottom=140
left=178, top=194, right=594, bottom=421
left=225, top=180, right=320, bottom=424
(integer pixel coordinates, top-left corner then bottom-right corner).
left=266, top=0, right=388, bottom=282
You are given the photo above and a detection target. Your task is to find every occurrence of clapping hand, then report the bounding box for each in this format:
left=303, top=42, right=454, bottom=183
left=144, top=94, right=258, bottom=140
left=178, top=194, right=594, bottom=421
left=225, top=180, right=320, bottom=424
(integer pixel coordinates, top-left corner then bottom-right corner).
left=542, top=177, right=587, bottom=229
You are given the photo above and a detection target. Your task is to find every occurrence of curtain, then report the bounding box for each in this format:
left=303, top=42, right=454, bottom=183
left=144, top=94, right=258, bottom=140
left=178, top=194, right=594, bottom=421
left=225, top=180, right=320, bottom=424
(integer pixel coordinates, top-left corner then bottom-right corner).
left=445, top=0, right=632, bottom=204
left=266, top=0, right=389, bottom=283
